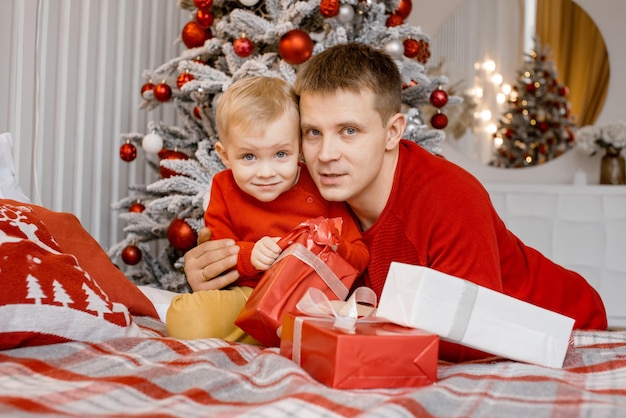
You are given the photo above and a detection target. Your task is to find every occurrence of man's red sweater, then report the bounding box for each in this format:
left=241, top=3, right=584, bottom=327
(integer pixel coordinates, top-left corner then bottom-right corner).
left=361, top=140, right=607, bottom=362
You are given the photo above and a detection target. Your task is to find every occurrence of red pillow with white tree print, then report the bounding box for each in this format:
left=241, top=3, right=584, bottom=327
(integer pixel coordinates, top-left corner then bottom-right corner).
left=0, top=203, right=143, bottom=349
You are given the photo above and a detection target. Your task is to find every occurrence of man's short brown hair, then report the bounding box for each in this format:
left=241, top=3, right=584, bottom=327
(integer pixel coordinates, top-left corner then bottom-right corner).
left=294, top=43, right=403, bottom=125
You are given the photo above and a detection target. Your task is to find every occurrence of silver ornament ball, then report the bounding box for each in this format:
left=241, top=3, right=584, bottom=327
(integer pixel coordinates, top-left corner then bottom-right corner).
left=384, top=39, right=404, bottom=59
left=404, top=121, right=420, bottom=136
left=239, top=0, right=260, bottom=6
left=337, top=4, right=355, bottom=23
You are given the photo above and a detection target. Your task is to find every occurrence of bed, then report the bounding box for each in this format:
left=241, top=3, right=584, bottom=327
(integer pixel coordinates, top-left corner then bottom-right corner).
left=2, top=318, right=626, bottom=417
left=2, top=194, right=626, bottom=417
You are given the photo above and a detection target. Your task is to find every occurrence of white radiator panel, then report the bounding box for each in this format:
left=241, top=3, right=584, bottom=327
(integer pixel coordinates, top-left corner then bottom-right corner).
left=487, top=184, right=626, bottom=329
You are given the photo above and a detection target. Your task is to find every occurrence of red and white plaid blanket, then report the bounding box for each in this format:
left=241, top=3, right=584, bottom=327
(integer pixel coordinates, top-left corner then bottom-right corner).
left=1, top=316, right=625, bottom=417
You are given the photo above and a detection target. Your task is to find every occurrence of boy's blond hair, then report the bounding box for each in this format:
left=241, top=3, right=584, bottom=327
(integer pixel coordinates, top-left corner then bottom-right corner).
left=294, top=43, right=402, bottom=126
left=216, top=76, right=299, bottom=141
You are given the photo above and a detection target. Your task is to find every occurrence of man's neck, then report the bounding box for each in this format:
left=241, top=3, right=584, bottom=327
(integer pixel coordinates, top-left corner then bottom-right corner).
left=349, top=146, right=400, bottom=230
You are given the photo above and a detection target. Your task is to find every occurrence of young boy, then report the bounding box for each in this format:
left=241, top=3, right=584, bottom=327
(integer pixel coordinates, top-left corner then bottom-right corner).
left=165, top=76, right=369, bottom=343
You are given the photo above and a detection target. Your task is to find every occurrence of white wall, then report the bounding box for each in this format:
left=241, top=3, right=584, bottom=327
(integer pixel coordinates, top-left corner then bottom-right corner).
left=0, top=0, right=186, bottom=249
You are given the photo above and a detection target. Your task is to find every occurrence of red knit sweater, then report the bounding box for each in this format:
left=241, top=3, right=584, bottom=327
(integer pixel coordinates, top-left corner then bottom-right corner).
left=361, top=140, right=607, bottom=362
left=205, top=164, right=369, bottom=289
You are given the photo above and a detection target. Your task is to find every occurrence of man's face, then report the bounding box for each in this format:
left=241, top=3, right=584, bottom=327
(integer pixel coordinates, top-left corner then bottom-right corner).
left=299, top=88, right=400, bottom=221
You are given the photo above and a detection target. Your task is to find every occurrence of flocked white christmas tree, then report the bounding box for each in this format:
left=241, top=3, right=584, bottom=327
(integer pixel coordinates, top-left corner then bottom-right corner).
left=108, top=0, right=459, bottom=292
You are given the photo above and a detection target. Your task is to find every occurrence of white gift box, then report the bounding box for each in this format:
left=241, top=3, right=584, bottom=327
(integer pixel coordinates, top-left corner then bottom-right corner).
left=376, top=262, right=575, bottom=368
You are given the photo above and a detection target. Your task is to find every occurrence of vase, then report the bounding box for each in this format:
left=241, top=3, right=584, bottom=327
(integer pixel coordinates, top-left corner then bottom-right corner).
left=599, top=146, right=626, bottom=185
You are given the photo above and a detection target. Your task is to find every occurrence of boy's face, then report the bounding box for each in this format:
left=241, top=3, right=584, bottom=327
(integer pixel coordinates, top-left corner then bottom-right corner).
left=216, top=112, right=301, bottom=202
left=299, top=88, right=404, bottom=226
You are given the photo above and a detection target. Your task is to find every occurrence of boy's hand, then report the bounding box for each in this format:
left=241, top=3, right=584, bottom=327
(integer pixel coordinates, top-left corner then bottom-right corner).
left=251, top=236, right=282, bottom=271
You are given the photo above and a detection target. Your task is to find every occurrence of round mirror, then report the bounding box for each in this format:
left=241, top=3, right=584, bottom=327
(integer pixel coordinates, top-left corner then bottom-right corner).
left=429, top=0, right=609, bottom=168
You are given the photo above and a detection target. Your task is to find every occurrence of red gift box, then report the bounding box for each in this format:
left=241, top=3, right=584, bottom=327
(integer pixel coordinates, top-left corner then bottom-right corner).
left=235, top=218, right=359, bottom=347
left=280, top=312, right=439, bottom=389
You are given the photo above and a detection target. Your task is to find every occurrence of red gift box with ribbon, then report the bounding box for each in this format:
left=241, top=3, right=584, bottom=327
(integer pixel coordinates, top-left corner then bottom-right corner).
left=235, top=217, right=359, bottom=347
left=279, top=288, right=439, bottom=389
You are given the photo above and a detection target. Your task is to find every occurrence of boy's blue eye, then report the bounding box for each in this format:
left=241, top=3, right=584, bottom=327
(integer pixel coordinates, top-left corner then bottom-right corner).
left=276, top=151, right=287, bottom=158
left=243, top=154, right=255, bottom=161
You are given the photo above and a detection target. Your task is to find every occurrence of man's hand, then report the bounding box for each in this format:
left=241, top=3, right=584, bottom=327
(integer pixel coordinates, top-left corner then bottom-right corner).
left=251, top=236, right=281, bottom=271
left=183, top=227, right=240, bottom=292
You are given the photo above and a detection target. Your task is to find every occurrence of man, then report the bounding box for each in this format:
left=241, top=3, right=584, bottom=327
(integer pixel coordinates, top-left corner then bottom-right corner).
left=184, top=43, right=607, bottom=362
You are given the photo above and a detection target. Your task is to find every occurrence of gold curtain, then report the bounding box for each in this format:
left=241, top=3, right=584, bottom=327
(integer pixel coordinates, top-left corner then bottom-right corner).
left=535, top=0, right=610, bottom=126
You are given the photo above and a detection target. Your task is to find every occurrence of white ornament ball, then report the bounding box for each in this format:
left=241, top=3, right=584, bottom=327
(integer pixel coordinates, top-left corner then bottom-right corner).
left=239, top=0, right=259, bottom=6
left=384, top=39, right=404, bottom=60
left=142, top=132, right=164, bottom=154
left=337, top=4, right=355, bottom=23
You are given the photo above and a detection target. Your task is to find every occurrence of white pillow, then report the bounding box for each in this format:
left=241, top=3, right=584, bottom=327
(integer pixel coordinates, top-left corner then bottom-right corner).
left=0, top=132, right=30, bottom=202
left=137, top=285, right=180, bottom=323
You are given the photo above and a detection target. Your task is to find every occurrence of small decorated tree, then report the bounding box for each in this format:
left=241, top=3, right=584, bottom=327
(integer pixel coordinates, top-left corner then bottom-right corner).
left=490, top=38, right=575, bottom=168
left=109, top=0, right=459, bottom=291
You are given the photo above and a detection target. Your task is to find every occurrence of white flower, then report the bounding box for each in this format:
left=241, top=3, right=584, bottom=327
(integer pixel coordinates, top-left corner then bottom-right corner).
left=603, top=122, right=626, bottom=148
left=575, top=122, right=626, bottom=155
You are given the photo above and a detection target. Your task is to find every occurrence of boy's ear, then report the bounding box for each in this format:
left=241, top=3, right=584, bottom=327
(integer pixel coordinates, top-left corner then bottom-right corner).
left=385, top=112, right=406, bottom=150
left=215, top=141, right=231, bottom=168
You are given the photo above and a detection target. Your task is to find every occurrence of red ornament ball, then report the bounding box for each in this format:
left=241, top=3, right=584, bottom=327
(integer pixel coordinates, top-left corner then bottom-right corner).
left=121, top=245, right=142, bottom=265
left=417, top=40, right=431, bottom=64
left=429, top=89, right=448, bottom=108
left=395, top=0, right=412, bottom=19
left=194, top=0, right=213, bottom=10
left=538, top=121, right=549, bottom=133
left=402, top=80, right=418, bottom=89
left=129, top=202, right=145, bottom=213
left=278, top=30, right=314, bottom=65
left=233, top=36, right=254, bottom=58
left=167, top=219, right=198, bottom=252
left=160, top=150, right=189, bottom=178
left=403, top=38, right=420, bottom=58
left=196, top=9, right=214, bottom=28
left=176, top=72, right=195, bottom=89
left=153, top=83, right=172, bottom=102
left=120, top=143, right=137, bottom=162
left=319, top=0, right=340, bottom=17
left=431, top=113, right=448, bottom=130
left=386, top=14, right=404, bottom=27
left=525, top=82, right=537, bottom=93
left=141, top=82, right=154, bottom=98
left=558, top=85, right=569, bottom=96
left=182, top=21, right=212, bottom=49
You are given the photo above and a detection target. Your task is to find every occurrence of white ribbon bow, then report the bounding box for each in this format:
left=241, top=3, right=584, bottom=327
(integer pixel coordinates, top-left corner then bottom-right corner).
left=290, top=287, right=379, bottom=365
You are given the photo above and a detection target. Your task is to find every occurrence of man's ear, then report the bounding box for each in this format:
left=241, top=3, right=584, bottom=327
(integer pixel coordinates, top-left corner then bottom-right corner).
left=385, top=112, right=406, bottom=150
left=215, top=141, right=231, bottom=168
